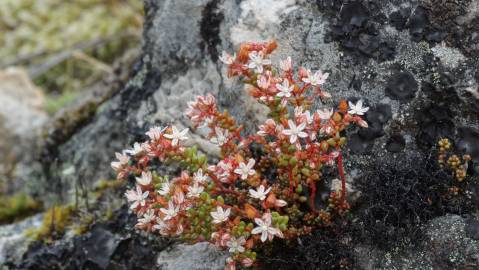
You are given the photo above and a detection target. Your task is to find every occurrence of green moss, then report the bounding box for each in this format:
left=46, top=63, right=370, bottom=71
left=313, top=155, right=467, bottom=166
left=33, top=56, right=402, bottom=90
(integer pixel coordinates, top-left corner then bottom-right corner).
left=44, top=91, right=79, bottom=115
left=0, top=0, right=143, bottom=94
left=0, top=193, right=42, bottom=224
left=25, top=205, right=75, bottom=242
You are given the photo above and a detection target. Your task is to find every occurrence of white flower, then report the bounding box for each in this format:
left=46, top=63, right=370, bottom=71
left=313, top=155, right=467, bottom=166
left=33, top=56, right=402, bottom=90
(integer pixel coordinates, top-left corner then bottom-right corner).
left=282, top=120, right=308, bottom=144
left=157, top=182, right=170, bottom=196
left=247, top=51, right=271, bottom=73
left=252, top=213, right=282, bottom=242
left=124, top=142, right=144, bottom=155
left=316, top=108, right=334, bottom=120
left=210, top=206, right=231, bottom=224
left=219, top=51, right=235, bottom=65
left=125, top=185, right=149, bottom=210
left=193, top=169, right=209, bottom=183
left=160, top=200, right=180, bottom=221
left=234, top=159, right=256, bottom=180
left=348, top=100, right=369, bottom=115
left=279, top=56, right=292, bottom=71
left=146, top=126, right=166, bottom=140
left=187, top=182, right=204, bottom=198
left=137, top=209, right=156, bottom=225
left=302, top=69, right=329, bottom=86
left=276, top=79, right=294, bottom=98
left=164, top=126, right=189, bottom=146
left=136, top=171, right=152, bottom=186
left=249, top=185, right=271, bottom=201
left=226, top=237, right=246, bottom=253
left=210, top=127, right=229, bottom=146
left=111, top=152, right=130, bottom=171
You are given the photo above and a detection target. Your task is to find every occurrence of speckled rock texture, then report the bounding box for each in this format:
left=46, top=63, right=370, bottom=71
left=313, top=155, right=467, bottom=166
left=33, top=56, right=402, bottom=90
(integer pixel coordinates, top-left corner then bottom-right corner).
left=4, top=0, right=479, bottom=269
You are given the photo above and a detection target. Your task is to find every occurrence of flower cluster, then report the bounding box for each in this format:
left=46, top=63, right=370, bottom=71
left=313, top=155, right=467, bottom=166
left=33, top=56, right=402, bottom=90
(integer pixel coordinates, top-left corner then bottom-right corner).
left=112, top=41, right=369, bottom=269
left=438, top=138, right=471, bottom=182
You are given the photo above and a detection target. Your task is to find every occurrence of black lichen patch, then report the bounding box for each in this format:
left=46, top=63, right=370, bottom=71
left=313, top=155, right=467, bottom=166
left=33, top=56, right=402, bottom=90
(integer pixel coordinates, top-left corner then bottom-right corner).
left=356, top=156, right=477, bottom=248
left=386, top=134, right=406, bottom=153
left=456, top=127, right=479, bottom=162
left=415, top=103, right=455, bottom=149
left=328, top=1, right=395, bottom=62
left=260, top=227, right=355, bottom=270
left=389, top=1, right=478, bottom=56
left=349, top=103, right=391, bottom=154
left=389, top=7, right=411, bottom=31
left=199, top=0, right=224, bottom=61
left=385, top=72, right=418, bottom=101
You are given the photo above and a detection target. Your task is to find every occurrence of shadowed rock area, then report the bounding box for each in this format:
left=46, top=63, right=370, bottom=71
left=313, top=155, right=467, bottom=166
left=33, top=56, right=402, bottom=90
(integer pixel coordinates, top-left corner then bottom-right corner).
left=1, top=0, right=479, bottom=269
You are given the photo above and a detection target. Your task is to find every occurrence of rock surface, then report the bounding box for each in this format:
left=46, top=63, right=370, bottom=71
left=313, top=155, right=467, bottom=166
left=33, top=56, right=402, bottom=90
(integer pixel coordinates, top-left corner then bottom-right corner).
left=0, top=68, right=48, bottom=194
left=2, top=0, right=479, bottom=269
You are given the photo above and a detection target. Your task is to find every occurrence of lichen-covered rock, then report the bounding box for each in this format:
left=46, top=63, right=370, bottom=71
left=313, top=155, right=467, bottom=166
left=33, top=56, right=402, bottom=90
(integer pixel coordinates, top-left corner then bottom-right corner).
left=7, top=0, right=479, bottom=269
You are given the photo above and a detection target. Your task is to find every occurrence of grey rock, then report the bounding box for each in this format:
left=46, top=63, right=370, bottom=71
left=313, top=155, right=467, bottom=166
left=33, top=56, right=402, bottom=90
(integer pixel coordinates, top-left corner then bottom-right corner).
left=156, top=242, right=228, bottom=270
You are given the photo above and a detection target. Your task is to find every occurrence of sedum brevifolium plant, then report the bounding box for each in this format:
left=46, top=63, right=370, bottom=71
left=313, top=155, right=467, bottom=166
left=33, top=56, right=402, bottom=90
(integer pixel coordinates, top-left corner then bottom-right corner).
left=112, top=41, right=369, bottom=269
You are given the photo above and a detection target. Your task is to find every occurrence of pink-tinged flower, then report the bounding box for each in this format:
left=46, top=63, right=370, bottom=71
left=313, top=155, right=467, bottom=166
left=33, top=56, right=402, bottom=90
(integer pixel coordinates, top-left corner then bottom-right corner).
left=210, top=127, right=229, bottom=146
left=164, top=126, right=189, bottom=146
left=275, top=199, right=288, bottom=207
left=257, top=119, right=276, bottom=136
left=320, top=123, right=334, bottom=135
left=257, top=75, right=270, bottom=89
left=316, top=108, right=334, bottom=120
left=146, top=126, right=166, bottom=140
left=356, top=117, right=368, bottom=128
left=276, top=79, right=294, bottom=98
left=220, top=233, right=232, bottom=246
left=226, top=236, right=246, bottom=253
left=136, top=171, right=152, bottom=186
left=186, top=94, right=217, bottom=126
left=173, top=190, right=185, bottom=205
left=234, top=159, right=256, bottom=180
left=160, top=200, right=180, bottom=220
left=157, top=182, right=170, bottom=196
left=282, top=120, right=308, bottom=144
left=219, top=51, right=236, bottom=65
left=348, top=100, right=369, bottom=115
left=249, top=185, right=271, bottom=201
left=302, top=69, right=329, bottom=86
left=111, top=152, right=130, bottom=171
left=297, top=109, right=313, bottom=124
left=211, top=206, right=231, bottom=224
left=137, top=209, right=156, bottom=226
left=187, top=182, right=204, bottom=198
left=125, top=185, right=149, bottom=210
left=153, top=217, right=170, bottom=235
left=279, top=56, right=292, bottom=71
left=124, top=142, right=144, bottom=155
left=225, top=257, right=236, bottom=270
left=252, top=213, right=283, bottom=242
left=193, top=169, right=209, bottom=183
left=175, top=224, right=184, bottom=235
left=247, top=51, right=271, bottom=73
left=324, top=151, right=339, bottom=166
left=241, top=258, right=254, bottom=267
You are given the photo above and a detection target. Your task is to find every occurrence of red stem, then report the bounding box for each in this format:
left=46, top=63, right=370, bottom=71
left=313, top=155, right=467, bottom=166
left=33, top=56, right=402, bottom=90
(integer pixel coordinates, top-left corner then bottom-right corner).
left=309, top=180, right=316, bottom=211
left=337, top=150, right=346, bottom=202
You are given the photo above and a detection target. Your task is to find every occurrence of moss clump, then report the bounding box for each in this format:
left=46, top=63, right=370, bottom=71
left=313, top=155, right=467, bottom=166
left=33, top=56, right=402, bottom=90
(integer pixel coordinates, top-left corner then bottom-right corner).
left=25, top=205, right=75, bottom=242
left=0, top=193, right=42, bottom=224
